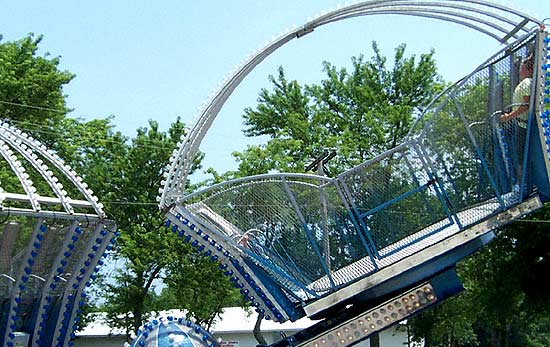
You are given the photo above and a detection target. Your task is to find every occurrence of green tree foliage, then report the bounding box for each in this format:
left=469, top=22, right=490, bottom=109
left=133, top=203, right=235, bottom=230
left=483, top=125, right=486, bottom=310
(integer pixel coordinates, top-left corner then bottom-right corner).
left=97, top=119, right=243, bottom=337
left=158, top=242, right=246, bottom=329
left=403, top=294, right=478, bottom=347
left=1, top=33, right=70, bottom=194
left=0, top=34, right=125, bottom=199
left=1, top=34, right=242, bottom=338
left=465, top=208, right=550, bottom=347
left=226, top=42, right=443, bottom=346
left=0, top=34, right=74, bottom=146
left=53, top=116, right=128, bottom=196
left=228, top=42, right=442, bottom=178
left=407, top=205, right=550, bottom=347
left=99, top=119, right=190, bottom=335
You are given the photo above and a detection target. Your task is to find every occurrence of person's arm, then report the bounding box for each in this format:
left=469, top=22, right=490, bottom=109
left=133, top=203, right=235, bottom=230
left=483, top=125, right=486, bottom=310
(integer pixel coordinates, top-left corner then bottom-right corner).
left=501, top=94, right=530, bottom=122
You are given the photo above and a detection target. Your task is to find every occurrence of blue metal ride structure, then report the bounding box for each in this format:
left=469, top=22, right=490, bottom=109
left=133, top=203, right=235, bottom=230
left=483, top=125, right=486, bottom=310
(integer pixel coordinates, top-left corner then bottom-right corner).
left=158, top=1, right=550, bottom=345
left=0, top=121, right=117, bottom=347
left=158, top=1, right=550, bottom=346
left=129, top=315, right=219, bottom=347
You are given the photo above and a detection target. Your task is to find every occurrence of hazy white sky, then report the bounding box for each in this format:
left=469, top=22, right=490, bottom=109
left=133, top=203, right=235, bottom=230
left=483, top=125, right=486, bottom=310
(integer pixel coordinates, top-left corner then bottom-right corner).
left=1, top=1, right=549, bottom=177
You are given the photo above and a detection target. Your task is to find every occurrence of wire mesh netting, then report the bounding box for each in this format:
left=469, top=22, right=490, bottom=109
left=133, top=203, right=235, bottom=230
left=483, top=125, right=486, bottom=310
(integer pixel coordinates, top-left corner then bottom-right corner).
left=180, top=32, right=544, bottom=301
left=338, top=143, right=452, bottom=254
left=186, top=175, right=368, bottom=296
left=417, top=35, right=536, bottom=226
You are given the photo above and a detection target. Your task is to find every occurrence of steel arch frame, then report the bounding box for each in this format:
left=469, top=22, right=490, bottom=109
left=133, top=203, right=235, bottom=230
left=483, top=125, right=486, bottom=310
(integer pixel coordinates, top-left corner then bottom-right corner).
left=0, top=122, right=116, bottom=347
left=159, top=0, right=544, bottom=207
left=0, top=121, right=105, bottom=218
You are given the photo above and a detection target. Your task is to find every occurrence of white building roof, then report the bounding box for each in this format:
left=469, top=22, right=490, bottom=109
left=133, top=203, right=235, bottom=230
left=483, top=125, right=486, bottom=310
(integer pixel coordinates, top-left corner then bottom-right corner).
left=211, top=307, right=317, bottom=333
left=78, top=313, right=126, bottom=336
left=78, top=307, right=317, bottom=337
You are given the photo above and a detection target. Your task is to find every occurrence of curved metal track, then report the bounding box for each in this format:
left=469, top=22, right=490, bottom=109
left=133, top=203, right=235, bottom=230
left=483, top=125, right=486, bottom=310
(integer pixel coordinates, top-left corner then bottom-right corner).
left=159, top=0, right=543, bottom=207
left=158, top=0, right=550, bottom=332
left=0, top=121, right=105, bottom=218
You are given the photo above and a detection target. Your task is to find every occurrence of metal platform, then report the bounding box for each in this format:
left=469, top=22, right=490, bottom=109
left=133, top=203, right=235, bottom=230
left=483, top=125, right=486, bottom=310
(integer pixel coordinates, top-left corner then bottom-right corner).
left=160, top=17, right=550, bottom=331
left=304, top=195, right=541, bottom=318
left=306, top=192, right=520, bottom=294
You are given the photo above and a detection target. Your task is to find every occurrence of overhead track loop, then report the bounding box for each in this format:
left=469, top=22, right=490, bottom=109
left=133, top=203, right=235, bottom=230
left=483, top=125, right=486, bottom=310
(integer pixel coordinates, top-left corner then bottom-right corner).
left=159, top=0, right=543, bottom=207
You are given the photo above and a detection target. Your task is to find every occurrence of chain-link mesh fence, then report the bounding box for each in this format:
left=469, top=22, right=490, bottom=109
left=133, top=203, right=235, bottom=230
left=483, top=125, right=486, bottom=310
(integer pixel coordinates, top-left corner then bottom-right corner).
left=186, top=175, right=368, bottom=295
left=181, top=32, right=544, bottom=300
left=418, top=35, right=536, bottom=226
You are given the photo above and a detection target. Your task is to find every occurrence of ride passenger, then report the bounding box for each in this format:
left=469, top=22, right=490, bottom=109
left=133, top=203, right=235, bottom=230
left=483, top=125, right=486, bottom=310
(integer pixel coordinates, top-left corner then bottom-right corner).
left=501, top=53, right=534, bottom=126
left=500, top=53, right=534, bottom=189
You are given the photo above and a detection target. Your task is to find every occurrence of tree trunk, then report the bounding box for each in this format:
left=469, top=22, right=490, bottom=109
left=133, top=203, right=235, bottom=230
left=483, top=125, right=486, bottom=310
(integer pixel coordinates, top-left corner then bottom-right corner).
left=491, top=329, right=502, bottom=347
left=369, top=332, right=380, bottom=347
left=133, top=306, right=143, bottom=335
left=253, top=313, right=268, bottom=345
left=205, top=305, right=222, bottom=331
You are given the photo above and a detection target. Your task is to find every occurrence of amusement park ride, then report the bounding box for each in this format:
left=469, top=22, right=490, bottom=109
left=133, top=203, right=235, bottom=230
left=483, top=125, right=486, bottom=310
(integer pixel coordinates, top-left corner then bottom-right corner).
left=2, top=1, right=550, bottom=347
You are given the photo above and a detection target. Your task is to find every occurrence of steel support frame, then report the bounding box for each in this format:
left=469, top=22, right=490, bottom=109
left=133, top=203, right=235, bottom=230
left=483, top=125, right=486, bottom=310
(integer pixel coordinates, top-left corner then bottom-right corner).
left=531, top=31, right=550, bottom=187
left=159, top=1, right=543, bottom=207
left=303, top=195, right=542, bottom=317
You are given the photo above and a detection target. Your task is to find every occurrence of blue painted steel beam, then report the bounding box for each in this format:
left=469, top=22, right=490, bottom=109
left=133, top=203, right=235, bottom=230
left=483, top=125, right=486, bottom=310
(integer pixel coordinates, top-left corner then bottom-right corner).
left=358, top=180, right=435, bottom=219
left=268, top=268, right=464, bottom=347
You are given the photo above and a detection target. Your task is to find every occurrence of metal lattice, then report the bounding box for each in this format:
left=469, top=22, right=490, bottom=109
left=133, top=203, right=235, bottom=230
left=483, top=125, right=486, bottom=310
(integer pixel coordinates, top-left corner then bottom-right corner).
left=159, top=0, right=543, bottom=208
left=159, top=0, right=549, bottom=326
left=0, top=122, right=117, bottom=347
